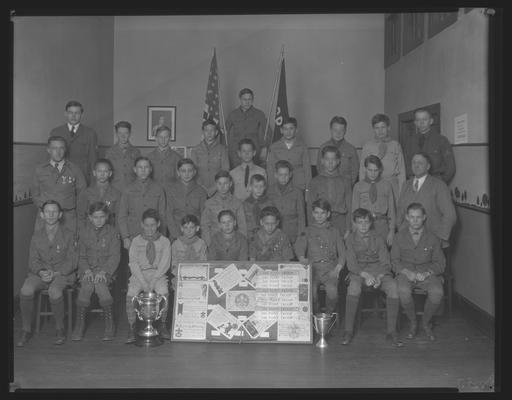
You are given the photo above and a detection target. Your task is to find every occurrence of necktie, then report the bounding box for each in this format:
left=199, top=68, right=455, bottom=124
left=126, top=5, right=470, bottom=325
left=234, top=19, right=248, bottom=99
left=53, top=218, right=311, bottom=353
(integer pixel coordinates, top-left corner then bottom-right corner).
left=418, top=134, right=425, bottom=149
left=414, top=179, right=419, bottom=192
left=364, top=176, right=379, bottom=204
left=412, top=231, right=420, bottom=244
left=244, top=165, right=250, bottom=187
left=69, top=126, right=75, bottom=136
left=143, top=232, right=161, bottom=265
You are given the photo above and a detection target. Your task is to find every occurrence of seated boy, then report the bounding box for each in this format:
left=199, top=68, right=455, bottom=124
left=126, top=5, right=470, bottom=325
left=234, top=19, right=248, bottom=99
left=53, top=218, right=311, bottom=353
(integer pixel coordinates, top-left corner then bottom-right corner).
left=125, top=209, right=172, bottom=343
left=308, top=145, right=352, bottom=238
left=391, top=202, right=445, bottom=341
left=249, top=206, right=294, bottom=262
left=17, top=200, right=77, bottom=347
left=77, top=158, right=121, bottom=229
left=200, top=170, right=247, bottom=246
left=72, top=202, right=120, bottom=341
left=165, top=158, right=207, bottom=241
left=208, top=209, right=249, bottom=261
left=294, top=199, right=346, bottom=315
left=342, top=208, right=403, bottom=347
left=229, top=138, right=266, bottom=201
left=243, top=174, right=273, bottom=242
left=266, top=160, right=306, bottom=245
left=170, top=215, right=207, bottom=290
left=147, top=125, right=183, bottom=187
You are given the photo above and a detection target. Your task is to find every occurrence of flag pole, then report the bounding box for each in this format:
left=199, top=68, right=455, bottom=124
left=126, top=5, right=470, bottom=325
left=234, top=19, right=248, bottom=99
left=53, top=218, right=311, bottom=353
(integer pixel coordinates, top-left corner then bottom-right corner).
left=263, top=45, right=285, bottom=150
left=215, top=47, right=228, bottom=147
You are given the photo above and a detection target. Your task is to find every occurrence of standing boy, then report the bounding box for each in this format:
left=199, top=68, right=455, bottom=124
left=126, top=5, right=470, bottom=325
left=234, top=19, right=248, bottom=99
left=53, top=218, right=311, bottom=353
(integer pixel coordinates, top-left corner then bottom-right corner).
left=165, top=158, right=207, bottom=242
left=229, top=138, right=266, bottom=201
left=342, top=208, right=403, bottom=347
left=207, top=210, right=249, bottom=261
left=17, top=200, right=77, bottom=347
left=266, top=160, right=306, bottom=245
left=266, top=117, right=312, bottom=192
left=200, top=170, right=247, bottom=246
left=243, top=174, right=274, bottom=242
left=308, top=146, right=352, bottom=238
left=125, top=209, right=172, bottom=343
left=147, top=125, right=182, bottom=187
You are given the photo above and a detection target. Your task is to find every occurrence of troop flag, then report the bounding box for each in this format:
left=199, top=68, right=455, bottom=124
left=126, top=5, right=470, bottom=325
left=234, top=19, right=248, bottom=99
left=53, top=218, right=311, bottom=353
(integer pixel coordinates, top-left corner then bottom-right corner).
left=272, top=57, right=289, bottom=143
left=203, top=48, right=226, bottom=144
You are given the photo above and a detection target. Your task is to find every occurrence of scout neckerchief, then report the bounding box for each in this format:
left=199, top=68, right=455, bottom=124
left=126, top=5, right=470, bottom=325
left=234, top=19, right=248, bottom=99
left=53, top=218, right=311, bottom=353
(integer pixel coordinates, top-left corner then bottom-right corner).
left=363, top=175, right=382, bottom=204
left=142, top=231, right=162, bottom=265
left=376, top=136, right=392, bottom=160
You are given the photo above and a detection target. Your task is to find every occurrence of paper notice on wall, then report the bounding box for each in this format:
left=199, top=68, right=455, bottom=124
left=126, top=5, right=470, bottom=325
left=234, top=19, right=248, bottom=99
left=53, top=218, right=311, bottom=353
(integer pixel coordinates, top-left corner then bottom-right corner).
left=454, top=114, right=468, bottom=144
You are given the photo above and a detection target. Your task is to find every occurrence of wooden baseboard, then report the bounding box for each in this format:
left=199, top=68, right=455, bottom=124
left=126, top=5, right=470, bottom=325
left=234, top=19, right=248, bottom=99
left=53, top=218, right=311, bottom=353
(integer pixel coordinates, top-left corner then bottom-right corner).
left=455, top=293, right=495, bottom=339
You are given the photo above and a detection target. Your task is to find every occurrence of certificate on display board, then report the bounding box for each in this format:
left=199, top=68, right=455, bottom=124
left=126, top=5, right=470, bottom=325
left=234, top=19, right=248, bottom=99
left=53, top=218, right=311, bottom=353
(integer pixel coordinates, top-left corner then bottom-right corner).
left=171, top=262, right=313, bottom=344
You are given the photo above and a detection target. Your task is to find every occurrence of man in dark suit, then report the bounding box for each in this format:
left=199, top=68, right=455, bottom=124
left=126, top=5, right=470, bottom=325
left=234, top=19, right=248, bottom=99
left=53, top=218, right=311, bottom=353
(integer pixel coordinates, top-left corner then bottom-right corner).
left=50, top=100, right=98, bottom=184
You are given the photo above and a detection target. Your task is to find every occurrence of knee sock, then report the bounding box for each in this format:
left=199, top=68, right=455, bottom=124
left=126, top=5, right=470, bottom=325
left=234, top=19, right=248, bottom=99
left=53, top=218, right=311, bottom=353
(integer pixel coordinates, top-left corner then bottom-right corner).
left=386, top=297, right=399, bottom=334
left=401, top=300, right=416, bottom=326
left=126, top=297, right=136, bottom=326
left=19, top=295, right=34, bottom=332
left=344, top=295, right=359, bottom=333
left=50, top=297, right=65, bottom=330
left=423, top=299, right=440, bottom=327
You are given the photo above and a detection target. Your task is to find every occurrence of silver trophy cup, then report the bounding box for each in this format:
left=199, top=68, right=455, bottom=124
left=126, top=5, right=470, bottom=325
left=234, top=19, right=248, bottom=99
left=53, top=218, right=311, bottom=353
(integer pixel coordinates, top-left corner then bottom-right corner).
left=132, top=291, right=168, bottom=347
left=312, top=312, right=337, bottom=348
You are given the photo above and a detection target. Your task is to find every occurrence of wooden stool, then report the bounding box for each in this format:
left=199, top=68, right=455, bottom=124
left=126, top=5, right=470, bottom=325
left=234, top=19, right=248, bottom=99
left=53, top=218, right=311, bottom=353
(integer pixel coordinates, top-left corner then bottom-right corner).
left=35, top=287, right=74, bottom=335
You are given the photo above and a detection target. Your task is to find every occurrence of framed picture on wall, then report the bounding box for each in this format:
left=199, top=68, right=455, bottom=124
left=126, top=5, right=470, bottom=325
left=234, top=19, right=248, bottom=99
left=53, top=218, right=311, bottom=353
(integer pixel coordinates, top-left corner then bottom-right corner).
left=147, top=106, right=176, bottom=141
left=171, top=146, right=187, bottom=158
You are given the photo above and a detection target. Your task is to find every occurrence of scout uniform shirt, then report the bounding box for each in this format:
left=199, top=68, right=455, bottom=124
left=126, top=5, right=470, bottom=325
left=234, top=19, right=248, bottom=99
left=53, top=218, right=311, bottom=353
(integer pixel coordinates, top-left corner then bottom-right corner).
left=390, top=226, right=446, bottom=276
left=345, top=230, right=391, bottom=278
left=225, top=105, right=269, bottom=166
left=316, top=138, right=359, bottom=186
left=105, top=142, right=141, bottom=191
left=249, top=228, right=294, bottom=262
left=129, top=234, right=171, bottom=279
left=31, top=159, right=87, bottom=212
left=76, top=183, right=121, bottom=229
left=170, top=236, right=207, bottom=275
left=207, top=231, right=249, bottom=261
left=118, top=179, right=167, bottom=239
left=200, top=192, right=247, bottom=246
left=230, top=162, right=266, bottom=201
left=28, top=223, right=77, bottom=281
left=266, top=181, right=306, bottom=244
left=266, top=137, right=312, bottom=191
left=77, top=221, right=121, bottom=280
left=165, top=180, right=207, bottom=240
left=189, top=137, right=230, bottom=196
left=359, top=138, right=406, bottom=198
left=294, top=221, right=346, bottom=268
left=147, top=146, right=183, bottom=187
left=243, top=194, right=274, bottom=241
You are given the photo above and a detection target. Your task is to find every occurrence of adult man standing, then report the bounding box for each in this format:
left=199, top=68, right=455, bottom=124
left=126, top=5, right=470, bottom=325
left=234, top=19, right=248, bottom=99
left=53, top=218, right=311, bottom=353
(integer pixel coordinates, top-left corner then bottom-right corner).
left=317, top=116, right=359, bottom=186
left=49, top=101, right=98, bottom=184
left=225, top=88, right=271, bottom=168
left=402, top=108, right=456, bottom=184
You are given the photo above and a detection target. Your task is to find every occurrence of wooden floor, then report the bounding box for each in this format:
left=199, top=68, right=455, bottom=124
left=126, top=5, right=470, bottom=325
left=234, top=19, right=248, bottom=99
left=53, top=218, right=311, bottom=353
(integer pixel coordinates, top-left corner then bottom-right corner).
left=11, top=299, right=494, bottom=390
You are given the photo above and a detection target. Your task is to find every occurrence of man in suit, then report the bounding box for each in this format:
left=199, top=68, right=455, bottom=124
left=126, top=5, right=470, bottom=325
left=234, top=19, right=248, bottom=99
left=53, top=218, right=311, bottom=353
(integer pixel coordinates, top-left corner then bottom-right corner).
left=402, top=108, right=456, bottom=184
left=49, top=100, right=98, bottom=184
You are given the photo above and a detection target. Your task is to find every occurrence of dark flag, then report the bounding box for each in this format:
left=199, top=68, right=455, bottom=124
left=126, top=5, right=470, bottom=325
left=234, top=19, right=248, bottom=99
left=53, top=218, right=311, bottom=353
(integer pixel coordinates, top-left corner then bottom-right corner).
left=272, top=57, right=289, bottom=143
left=203, top=49, right=225, bottom=144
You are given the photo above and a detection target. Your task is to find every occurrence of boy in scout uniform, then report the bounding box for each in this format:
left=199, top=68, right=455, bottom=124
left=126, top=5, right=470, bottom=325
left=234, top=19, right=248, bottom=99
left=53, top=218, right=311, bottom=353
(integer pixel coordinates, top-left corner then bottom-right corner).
left=243, top=174, right=274, bottom=242
left=72, top=202, right=120, bottom=341
left=165, top=158, right=207, bottom=242
left=249, top=206, right=294, bottom=262
left=308, top=146, right=352, bottom=238
left=208, top=210, right=249, bottom=261
left=189, top=119, right=230, bottom=197
left=147, top=125, right=182, bottom=187
left=266, top=117, right=312, bottom=192
left=391, top=202, right=446, bottom=341
left=266, top=160, right=306, bottom=245
left=31, top=136, right=87, bottom=237
left=77, top=158, right=121, bottom=229
left=229, top=138, right=266, bottom=201
left=200, top=170, right=247, bottom=246
left=342, top=208, right=403, bottom=347
left=294, top=199, right=346, bottom=315
left=125, top=209, right=172, bottom=343
left=105, top=121, right=141, bottom=192
left=352, top=155, right=396, bottom=246
left=17, top=200, right=78, bottom=347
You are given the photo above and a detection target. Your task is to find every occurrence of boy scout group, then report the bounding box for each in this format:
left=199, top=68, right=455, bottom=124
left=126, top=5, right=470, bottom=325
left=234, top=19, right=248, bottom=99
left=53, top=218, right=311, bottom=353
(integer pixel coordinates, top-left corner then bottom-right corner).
left=17, top=93, right=457, bottom=350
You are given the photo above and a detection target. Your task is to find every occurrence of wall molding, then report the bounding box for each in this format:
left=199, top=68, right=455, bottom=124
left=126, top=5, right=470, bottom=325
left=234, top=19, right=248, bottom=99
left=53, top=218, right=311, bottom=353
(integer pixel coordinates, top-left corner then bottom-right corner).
left=455, top=202, right=490, bottom=214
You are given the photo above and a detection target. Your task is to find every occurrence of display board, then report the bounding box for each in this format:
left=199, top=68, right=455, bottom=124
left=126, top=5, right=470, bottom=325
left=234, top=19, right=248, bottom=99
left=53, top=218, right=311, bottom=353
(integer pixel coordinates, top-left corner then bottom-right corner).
left=171, top=262, right=312, bottom=344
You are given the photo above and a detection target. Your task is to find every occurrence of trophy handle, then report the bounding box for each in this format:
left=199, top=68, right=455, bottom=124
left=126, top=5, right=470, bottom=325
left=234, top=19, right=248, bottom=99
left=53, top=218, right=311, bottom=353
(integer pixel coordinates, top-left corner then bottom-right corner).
left=328, top=312, right=338, bottom=331
left=132, top=295, right=142, bottom=320
left=156, top=295, right=168, bottom=320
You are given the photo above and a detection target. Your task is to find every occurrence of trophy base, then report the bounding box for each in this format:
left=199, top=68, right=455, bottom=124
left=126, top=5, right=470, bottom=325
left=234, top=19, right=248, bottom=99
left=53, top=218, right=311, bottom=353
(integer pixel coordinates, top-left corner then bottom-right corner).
left=134, top=335, right=163, bottom=347
left=315, top=337, right=328, bottom=348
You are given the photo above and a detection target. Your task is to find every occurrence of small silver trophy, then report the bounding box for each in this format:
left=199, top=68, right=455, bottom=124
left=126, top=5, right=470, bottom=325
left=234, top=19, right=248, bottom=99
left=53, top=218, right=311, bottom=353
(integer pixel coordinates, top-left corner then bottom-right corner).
left=312, top=312, right=337, bottom=348
left=132, top=291, right=168, bottom=347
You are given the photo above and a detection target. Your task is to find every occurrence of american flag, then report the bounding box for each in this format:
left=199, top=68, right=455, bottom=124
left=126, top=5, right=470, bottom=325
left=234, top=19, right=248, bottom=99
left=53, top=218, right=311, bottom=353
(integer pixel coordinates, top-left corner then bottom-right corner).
left=203, top=49, right=224, bottom=141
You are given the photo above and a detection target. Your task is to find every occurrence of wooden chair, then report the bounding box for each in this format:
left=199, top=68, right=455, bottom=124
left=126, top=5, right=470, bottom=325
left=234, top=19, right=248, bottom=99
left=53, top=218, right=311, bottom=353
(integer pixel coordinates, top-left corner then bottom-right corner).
left=35, top=287, right=74, bottom=336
